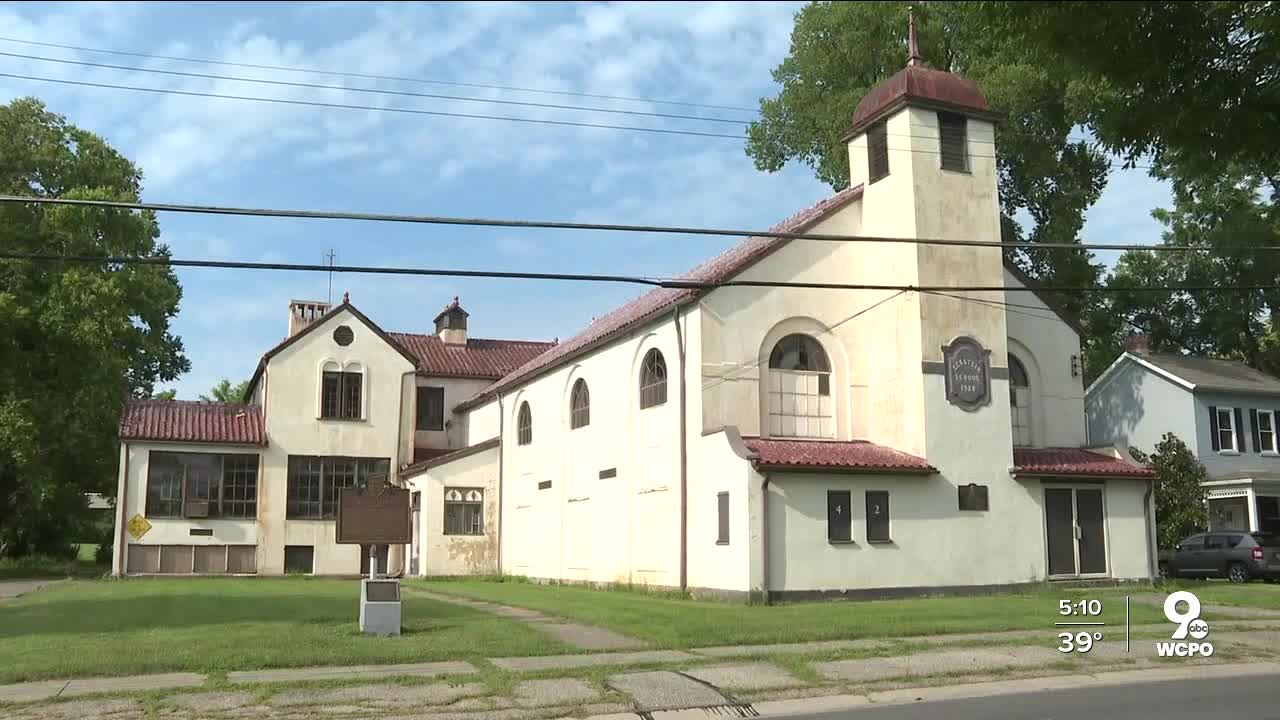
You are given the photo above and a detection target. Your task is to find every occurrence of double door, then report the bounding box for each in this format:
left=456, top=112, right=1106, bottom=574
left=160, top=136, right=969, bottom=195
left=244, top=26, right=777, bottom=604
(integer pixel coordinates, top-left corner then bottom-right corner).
left=1044, top=487, right=1108, bottom=578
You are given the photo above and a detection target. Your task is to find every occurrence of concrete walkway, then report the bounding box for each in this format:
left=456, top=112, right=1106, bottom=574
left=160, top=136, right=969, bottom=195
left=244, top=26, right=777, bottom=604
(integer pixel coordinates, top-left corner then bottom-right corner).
left=0, top=579, right=63, bottom=601
left=409, top=587, right=648, bottom=650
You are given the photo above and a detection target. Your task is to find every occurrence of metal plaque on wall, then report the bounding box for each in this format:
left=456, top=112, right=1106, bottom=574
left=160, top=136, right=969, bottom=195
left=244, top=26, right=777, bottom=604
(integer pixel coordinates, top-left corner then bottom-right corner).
left=941, top=336, right=992, bottom=411
left=336, top=476, right=412, bottom=545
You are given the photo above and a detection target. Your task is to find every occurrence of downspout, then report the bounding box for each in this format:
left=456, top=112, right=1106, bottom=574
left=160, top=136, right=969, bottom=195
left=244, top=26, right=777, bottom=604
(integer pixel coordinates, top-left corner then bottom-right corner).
left=674, top=308, right=688, bottom=593
left=497, top=393, right=505, bottom=576
left=114, top=441, right=130, bottom=578
left=392, top=369, right=415, bottom=578
left=1143, top=478, right=1157, bottom=580
left=761, top=475, right=771, bottom=606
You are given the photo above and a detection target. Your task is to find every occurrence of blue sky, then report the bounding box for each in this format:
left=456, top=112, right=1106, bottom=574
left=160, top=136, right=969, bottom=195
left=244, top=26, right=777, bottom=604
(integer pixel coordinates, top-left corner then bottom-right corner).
left=1, top=1, right=1172, bottom=399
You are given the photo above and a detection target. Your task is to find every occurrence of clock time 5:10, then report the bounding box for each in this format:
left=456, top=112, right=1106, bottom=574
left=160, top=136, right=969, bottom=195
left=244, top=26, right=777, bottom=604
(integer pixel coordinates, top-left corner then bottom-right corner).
left=1059, top=599, right=1102, bottom=616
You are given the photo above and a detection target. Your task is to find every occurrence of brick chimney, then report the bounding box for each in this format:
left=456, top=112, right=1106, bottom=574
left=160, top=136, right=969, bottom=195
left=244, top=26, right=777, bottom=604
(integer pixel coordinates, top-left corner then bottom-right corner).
left=1122, top=332, right=1151, bottom=356
left=434, top=297, right=469, bottom=346
left=288, top=299, right=331, bottom=337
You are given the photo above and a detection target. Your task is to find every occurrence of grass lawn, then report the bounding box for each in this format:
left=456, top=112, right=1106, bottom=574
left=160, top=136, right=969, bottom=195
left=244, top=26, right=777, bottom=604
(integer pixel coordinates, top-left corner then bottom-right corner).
left=0, top=578, right=567, bottom=683
left=414, top=580, right=1177, bottom=649
left=0, top=554, right=104, bottom=581
left=1157, top=579, right=1280, bottom=610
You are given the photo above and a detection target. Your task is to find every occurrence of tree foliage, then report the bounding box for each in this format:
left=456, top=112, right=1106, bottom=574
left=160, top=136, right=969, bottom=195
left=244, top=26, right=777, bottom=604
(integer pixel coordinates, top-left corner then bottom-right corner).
left=199, top=379, right=251, bottom=404
left=152, top=389, right=177, bottom=401
left=1130, top=434, right=1208, bottom=550
left=0, top=97, right=188, bottom=558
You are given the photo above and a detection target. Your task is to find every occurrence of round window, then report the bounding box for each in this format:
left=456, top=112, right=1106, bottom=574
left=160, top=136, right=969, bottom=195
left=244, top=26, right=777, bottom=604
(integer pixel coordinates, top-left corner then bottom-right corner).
left=333, top=325, right=354, bottom=346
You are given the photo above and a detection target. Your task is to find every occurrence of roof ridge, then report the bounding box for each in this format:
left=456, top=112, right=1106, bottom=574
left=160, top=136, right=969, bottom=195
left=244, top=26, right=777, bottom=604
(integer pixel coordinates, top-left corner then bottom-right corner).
left=388, top=331, right=555, bottom=345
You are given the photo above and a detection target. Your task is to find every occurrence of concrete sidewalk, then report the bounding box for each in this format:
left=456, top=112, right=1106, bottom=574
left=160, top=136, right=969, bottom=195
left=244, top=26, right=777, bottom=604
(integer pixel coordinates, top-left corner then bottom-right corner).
left=2, top=621, right=1278, bottom=719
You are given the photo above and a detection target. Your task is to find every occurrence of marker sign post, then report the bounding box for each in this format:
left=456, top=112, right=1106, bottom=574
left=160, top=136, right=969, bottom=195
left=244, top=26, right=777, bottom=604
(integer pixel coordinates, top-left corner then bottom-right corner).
left=337, top=475, right=410, bottom=637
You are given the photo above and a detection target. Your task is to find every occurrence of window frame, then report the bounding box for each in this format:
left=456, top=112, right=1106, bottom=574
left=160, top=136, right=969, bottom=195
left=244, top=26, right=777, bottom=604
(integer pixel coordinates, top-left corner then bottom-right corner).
left=1259, top=410, right=1276, bottom=454
left=827, top=490, right=853, bottom=543
left=937, top=111, right=969, bottom=173
left=517, top=401, right=533, bottom=446
left=639, top=348, right=668, bottom=409
left=320, top=369, right=363, bottom=420
left=145, top=451, right=260, bottom=520
left=1217, top=407, right=1238, bottom=453
left=443, top=487, right=485, bottom=536
left=867, top=121, right=889, bottom=183
left=570, top=378, right=590, bottom=430
left=416, top=385, right=445, bottom=432
left=285, top=455, right=390, bottom=520
left=1008, top=353, right=1033, bottom=448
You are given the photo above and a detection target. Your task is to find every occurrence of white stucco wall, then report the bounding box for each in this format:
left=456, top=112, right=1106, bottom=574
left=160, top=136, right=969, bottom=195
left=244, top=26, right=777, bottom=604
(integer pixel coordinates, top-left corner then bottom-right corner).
left=1003, top=269, right=1086, bottom=448
left=687, top=430, right=757, bottom=594
left=116, top=441, right=262, bottom=574
left=403, top=445, right=499, bottom=576
left=464, top=399, right=500, bottom=446
left=259, top=307, right=416, bottom=575
left=1100, top=479, right=1156, bottom=579
left=409, top=376, right=494, bottom=451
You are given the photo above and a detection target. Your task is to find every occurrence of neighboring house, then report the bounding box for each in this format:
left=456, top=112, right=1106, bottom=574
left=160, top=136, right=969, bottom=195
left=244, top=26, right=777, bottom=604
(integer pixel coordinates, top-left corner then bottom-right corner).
left=112, top=31, right=1157, bottom=597
left=1086, top=346, right=1280, bottom=537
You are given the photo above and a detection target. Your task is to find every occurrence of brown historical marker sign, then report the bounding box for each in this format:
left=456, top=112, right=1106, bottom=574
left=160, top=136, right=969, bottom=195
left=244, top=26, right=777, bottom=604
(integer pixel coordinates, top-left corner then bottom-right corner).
left=942, top=336, right=992, bottom=412
left=336, top=477, right=412, bottom=545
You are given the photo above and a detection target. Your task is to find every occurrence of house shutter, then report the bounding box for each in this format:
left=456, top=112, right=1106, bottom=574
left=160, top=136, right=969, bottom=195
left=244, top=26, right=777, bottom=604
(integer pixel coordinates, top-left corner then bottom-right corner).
left=1251, top=409, right=1262, bottom=452
left=716, top=492, right=729, bottom=544
left=1235, top=408, right=1247, bottom=452
left=867, top=122, right=889, bottom=182
left=827, top=490, right=852, bottom=542
left=1209, top=406, right=1220, bottom=451
left=938, top=112, right=968, bottom=172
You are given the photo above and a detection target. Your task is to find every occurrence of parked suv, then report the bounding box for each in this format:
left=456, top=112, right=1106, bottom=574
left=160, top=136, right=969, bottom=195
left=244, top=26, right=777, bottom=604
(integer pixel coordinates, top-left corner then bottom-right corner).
left=1160, top=531, right=1280, bottom=583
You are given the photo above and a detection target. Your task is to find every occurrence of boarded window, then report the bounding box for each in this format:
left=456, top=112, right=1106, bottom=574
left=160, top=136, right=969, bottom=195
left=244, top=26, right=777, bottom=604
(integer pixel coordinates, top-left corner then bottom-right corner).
left=958, top=483, right=989, bottom=511
left=866, top=491, right=891, bottom=543
left=517, top=401, right=533, bottom=445
left=938, top=112, right=968, bottom=172
left=159, top=545, right=193, bottom=574
left=145, top=452, right=259, bottom=519
left=640, top=348, right=668, bottom=409
left=570, top=378, right=591, bottom=429
left=194, top=545, right=227, bottom=573
left=416, top=386, right=444, bottom=431
left=321, top=370, right=362, bottom=419
left=284, top=545, right=314, bottom=574
left=227, top=545, right=257, bottom=574
left=286, top=456, right=389, bottom=519
left=827, top=490, right=852, bottom=542
left=867, top=121, right=889, bottom=182
left=444, top=488, right=484, bottom=535
left=716, top=492, right=730, bottom=544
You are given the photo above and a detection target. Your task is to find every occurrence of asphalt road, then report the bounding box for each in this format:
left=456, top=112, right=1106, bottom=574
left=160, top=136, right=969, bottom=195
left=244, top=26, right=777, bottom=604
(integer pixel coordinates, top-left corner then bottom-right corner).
left=789, top=673, right=1280, bottom=720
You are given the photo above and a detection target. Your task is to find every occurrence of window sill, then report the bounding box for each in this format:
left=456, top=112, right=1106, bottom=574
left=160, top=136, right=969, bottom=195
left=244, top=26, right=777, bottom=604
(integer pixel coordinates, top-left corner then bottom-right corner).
left=715, top=541, right=730, bottom=546
left=867, top=539, right=894, bottom=545
left=443, top=532, right=485, bottom=537
left=318, top=417, right=366, bottom=423
left=940, top=166, right=972, bottom=175
left=1262, top=451, right=1280, bottom=457
left=286, top=517, right=337, bottom=522
left=567, top=496, right=591, bottom=504
left=1218, top=450, right=1240, bottom=456
left=828, top=539, right=857, bottom=545
left=416, top=426, right=445, bottom=433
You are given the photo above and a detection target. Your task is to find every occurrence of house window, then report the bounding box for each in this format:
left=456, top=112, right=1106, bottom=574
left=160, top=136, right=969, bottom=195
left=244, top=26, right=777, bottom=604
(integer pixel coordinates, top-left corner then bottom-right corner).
left=716, top=492, right=729, bottom=545
left=321, top=370, right=362, bottom=419
left=517, top=401, right=532, bottom=445
left=444, top=488, right=484, bottom=535
left=1252, top=409, right=1276, bottom=453
left=767, top=334, right=833, bottom=439
left=570, top=379, right=590, bottom=429
left=827, top=490, right=852, bottom=542
left=640, top=348, right=667, bottom=409
left=285, top=456, right=389, bottom=519
left=1210, top=406, right=1241, bottom=453
left=866, top=491, right=891, bottom=543
left=145, top=452, right=259, bottom=519
left=958, top=483, right=989, bottom=511
left=938, top=112, right=968, bottom=172
left=867, top=121, right=889, bottom=183
left=416, top=386, right=444, bottom=431
left=1009, top=354, right=1033, bottom=447
left=284, top=546, right=314, bottom=574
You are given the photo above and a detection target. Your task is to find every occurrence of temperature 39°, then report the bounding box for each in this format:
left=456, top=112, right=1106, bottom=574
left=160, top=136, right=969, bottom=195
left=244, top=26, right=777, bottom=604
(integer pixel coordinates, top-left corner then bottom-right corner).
left=1058, top=631, right=1102, bottom=653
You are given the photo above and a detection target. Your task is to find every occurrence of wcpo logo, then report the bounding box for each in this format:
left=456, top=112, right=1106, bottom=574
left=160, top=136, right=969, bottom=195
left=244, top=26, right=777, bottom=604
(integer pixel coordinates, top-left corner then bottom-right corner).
left=1155, top=590, right=1214, bottom=658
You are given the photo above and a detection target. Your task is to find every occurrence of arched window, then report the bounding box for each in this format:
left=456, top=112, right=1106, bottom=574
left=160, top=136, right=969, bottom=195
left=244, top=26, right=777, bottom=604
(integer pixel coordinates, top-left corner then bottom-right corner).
left=570, top=379, right=590, bottom=429
left=1009, top=354, right=1032, bottom=447
left=639, top=348, right=667, bottom=409
left=766, top=334, right=834, bottom=438
left=320, top=360, right=362, bottom=420
left=517, top=401, right=533, bottom=446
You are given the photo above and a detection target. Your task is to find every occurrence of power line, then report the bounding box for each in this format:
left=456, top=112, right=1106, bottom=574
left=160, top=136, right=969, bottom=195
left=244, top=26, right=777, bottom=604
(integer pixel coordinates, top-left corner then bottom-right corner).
left=0, top=35, right=760, bottom=114
left=0, top=51, right=748, bottom=126
left=4, top=252, right=1280, bottom=294
left=0, top=194, right=1268, bottom=255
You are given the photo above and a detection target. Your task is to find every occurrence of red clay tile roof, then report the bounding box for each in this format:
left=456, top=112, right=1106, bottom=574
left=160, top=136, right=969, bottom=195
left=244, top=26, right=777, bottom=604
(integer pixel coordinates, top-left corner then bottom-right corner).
left=454, top=184, right=868, bottom=411
left=1011, top=448, right=1153, bottom=478
left=743, top=438, right=936, bottom=474
left=389, top=334, right=555, bottom=379
left=402, top=438, right=500, bottom=477
left=120, top=400, right=266, bottom=446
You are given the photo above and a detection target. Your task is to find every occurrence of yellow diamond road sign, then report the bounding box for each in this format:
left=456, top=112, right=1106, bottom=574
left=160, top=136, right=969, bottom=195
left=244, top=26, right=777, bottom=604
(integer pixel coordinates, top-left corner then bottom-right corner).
left=126, top=514, right=152, bottom=541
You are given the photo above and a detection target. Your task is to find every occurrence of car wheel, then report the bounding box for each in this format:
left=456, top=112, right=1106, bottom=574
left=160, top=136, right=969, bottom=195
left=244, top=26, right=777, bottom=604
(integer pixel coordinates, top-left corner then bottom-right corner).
left=1227, top=562, right=1249, bottom=584
left=1158, top=562, right=1170, bottom=579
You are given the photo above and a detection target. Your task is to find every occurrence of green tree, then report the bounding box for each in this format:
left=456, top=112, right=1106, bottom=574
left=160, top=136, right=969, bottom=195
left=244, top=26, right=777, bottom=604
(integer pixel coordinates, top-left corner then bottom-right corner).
left=1130, top=434, right=1208, bottom=550
left=199, top=379, right=251, bottom=404
left=152, top=389, right=177, bottom=401
left=0, top=97, right=189, bottom=558
left=746, top=1, right=1110, bottom=319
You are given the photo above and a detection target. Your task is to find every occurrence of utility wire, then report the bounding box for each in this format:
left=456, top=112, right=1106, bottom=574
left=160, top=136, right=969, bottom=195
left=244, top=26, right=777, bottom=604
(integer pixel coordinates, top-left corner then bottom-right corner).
left=0, top=35, right=760, bottom=114
left=0, top=51, right=749, bottom=126
left=4, top=252, right=1280, bottom=294
left=0, top=194, right=1268, bottom=255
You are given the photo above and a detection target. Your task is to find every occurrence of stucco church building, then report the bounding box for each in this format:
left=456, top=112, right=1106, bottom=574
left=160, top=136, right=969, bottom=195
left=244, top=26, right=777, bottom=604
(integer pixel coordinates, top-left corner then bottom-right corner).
left=112, top=33, right=1157, bottom=598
